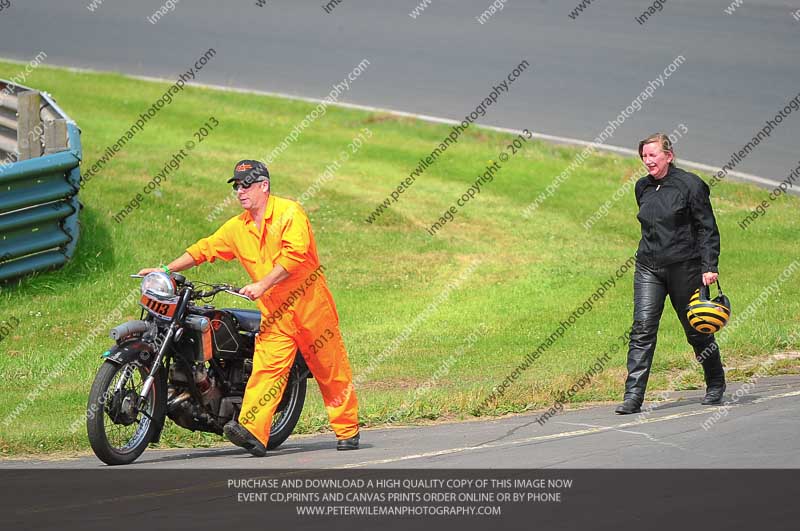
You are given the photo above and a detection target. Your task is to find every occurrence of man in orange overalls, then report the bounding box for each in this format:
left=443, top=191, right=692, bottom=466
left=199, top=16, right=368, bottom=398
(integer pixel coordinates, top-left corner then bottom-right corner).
left=138, top=160, right=359, bottom=456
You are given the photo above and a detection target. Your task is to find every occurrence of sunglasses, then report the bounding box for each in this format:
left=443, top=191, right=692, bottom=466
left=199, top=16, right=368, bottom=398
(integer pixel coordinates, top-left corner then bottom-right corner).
left=232, top=178, right=267, bottom=192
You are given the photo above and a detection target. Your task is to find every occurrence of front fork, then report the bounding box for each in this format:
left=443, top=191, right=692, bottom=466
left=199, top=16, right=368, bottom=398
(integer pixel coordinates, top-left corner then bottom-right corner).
left=136, top=323, right=176, bottom=410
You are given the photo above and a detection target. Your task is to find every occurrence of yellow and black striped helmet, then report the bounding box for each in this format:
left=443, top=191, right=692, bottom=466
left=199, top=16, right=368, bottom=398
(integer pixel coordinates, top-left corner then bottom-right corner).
left=686, top=281, right=731, bottom=334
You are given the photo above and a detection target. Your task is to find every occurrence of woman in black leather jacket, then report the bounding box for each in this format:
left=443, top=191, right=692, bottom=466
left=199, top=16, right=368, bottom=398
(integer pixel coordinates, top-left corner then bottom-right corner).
left=616, top=133, right=726, bottom=414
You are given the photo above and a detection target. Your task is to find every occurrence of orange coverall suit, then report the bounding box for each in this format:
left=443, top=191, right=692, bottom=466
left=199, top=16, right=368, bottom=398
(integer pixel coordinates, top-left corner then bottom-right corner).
left=186, top=195, right=359, bottom=445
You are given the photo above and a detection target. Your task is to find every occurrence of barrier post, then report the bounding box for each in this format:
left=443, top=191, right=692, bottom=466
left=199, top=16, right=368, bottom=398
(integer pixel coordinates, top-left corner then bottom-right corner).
left=17, top=91, right=42, bottom=160
left=44, top=119, right=68, bottom=155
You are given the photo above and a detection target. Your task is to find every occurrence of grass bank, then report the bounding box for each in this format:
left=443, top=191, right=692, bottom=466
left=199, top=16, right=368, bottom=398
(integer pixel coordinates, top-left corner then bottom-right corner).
left=0, top=61, right=798, bottom=456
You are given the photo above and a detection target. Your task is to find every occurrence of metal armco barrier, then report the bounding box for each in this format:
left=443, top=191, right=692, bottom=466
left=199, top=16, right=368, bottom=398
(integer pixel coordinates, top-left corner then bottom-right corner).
left=0, top=80, right=82, bottom=282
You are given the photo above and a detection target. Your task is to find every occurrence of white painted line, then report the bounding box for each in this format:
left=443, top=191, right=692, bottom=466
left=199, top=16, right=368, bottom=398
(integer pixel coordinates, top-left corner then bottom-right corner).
left=129, top=75, right=792, bottom=194
left=337, top=388, right=800, bottom=468
left=557, top=421, right=690, bottom=451
left=752, top=389, right=800, bottom=403
left=1, top=58, right=794, bottom=194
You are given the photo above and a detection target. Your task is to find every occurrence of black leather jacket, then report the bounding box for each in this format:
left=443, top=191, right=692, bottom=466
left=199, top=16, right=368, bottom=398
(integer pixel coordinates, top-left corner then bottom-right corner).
left=634, top=164, right=720, bottom=273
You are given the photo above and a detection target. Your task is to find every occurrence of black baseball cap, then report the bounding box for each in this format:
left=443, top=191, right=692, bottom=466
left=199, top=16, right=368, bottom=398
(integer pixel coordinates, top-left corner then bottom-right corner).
left=227, top=159, right=270, bottom=183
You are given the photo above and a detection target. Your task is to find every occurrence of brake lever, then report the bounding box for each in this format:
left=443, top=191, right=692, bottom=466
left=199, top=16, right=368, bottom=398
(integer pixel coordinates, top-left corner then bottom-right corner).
left=223, top=288, right=255, bottom=301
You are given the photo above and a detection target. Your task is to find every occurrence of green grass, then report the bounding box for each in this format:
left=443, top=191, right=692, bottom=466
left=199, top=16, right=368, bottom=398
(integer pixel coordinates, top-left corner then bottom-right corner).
left=0, top=61, right=798, bottom=456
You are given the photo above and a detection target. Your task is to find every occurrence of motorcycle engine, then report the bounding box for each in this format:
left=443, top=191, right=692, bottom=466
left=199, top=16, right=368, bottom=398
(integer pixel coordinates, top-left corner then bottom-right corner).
left=167, top=364, right=223, bottom=434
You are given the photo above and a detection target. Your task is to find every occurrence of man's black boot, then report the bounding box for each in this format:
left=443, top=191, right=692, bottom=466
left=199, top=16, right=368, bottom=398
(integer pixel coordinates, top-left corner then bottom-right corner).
left=224, top=421, right=267, bottom=457
left=337, top=432, right=360, bottom=451
left=615, top=398, right=642, bottom=415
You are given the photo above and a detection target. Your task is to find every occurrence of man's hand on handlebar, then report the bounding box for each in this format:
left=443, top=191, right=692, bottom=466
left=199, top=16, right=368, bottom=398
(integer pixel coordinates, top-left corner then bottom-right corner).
left=237, top=264, right=288, bottom=300
left=239, top=280, right=269, bottom=301
left=137, top=253, right=196, bottom=278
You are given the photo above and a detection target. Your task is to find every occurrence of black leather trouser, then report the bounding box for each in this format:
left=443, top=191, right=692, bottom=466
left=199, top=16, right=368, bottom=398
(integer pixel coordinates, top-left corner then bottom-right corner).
left=624, top=259, right=725, bottom=403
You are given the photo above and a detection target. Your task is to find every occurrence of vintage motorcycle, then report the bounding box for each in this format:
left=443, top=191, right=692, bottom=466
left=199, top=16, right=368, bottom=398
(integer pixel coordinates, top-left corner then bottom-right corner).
left=86, top=271, right=310, bottom=465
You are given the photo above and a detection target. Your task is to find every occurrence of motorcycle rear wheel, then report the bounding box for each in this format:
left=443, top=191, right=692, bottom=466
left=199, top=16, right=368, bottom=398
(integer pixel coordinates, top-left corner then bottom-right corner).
left=266, top=365, right=307, bottom=450
left=87, top=360, right=165, bottom=465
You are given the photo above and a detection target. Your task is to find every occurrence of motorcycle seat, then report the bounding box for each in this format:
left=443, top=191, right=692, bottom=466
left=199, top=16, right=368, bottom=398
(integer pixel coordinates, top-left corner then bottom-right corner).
left=223, top=308, right=262, bottom=333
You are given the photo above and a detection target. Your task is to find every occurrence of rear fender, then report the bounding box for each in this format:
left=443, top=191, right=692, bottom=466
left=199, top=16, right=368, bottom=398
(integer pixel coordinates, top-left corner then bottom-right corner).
left=295, top=350, right=312, bottom=379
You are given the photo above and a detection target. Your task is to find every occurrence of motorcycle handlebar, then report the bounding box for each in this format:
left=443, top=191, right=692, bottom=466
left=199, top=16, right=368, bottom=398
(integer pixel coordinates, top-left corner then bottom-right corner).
left=195, top=284, right=252, bottom=301
left=131, top=273, right=252, bottom=301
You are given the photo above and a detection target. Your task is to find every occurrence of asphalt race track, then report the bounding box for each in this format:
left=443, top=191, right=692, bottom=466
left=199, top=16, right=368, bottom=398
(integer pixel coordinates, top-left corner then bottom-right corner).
left=1, top=0, right=799, bottom=186
left=3, top=375, right=798, bottom=469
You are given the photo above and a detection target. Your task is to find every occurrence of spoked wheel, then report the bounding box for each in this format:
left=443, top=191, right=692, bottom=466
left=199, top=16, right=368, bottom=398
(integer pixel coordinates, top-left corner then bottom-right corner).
left=87, top=360, right=165, bottom=465
left=266, top=365, right=307, bottom=450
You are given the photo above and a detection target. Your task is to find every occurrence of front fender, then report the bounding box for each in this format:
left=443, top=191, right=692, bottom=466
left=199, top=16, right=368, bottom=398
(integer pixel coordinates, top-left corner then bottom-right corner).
left=99, top=340, right=166, bottom=443
left=102, top=340, right=157, bottom=366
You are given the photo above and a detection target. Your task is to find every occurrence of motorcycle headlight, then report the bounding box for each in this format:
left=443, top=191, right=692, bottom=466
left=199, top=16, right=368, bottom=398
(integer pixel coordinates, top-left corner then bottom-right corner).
left=141, top=272, right=176, bottom=299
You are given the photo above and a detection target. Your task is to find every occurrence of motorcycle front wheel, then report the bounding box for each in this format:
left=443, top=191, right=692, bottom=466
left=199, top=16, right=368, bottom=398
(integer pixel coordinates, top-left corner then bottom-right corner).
left=87, top=360, right=165, bottom=465
left=266, top=364, right=307, bottom=450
